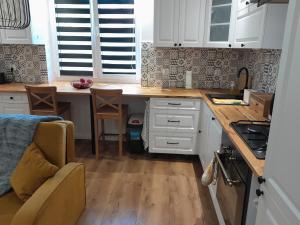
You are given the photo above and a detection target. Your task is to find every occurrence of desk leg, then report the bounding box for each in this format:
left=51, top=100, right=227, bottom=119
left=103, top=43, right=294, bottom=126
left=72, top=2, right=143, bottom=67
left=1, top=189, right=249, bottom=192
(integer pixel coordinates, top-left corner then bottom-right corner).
left=89, top=95, right=95, bottom=154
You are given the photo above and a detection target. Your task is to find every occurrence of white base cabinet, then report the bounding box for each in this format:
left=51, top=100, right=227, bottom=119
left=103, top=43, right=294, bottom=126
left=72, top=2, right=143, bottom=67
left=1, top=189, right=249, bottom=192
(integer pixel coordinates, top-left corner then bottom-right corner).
left=198, top=102, right=222, bottom=168
left=0, top=93, right=29, bottom=114
left=149, top=98, right=201, bottom=155
left=198, top=102, right=224, bottom=225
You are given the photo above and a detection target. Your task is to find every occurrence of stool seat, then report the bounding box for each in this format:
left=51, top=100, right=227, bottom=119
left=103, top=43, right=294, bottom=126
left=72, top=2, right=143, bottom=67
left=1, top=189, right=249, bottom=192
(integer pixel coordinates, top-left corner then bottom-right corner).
left=95, top=105, right=128, bottom=118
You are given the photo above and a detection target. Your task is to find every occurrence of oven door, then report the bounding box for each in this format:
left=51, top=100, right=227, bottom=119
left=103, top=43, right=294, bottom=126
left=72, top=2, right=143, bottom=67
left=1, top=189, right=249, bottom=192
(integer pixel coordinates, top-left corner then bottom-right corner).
left=215, top=152, right=246, bottom=225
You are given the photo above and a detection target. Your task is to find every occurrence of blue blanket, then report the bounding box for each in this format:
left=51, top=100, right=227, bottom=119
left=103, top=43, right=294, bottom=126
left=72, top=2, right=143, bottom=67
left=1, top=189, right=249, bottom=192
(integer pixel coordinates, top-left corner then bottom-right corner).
left=0, top=114, right=62, bottom=196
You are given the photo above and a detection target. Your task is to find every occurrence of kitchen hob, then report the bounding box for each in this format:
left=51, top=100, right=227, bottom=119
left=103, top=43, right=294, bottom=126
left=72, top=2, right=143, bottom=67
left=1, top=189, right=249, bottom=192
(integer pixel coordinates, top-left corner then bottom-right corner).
left=231, top=120, right=270, bottom=159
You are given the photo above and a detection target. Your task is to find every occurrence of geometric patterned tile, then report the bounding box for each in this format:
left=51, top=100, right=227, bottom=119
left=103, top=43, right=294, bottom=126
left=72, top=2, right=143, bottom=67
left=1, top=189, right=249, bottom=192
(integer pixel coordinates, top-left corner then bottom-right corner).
left=0, top=44, right=48, bottom=84
left=141, top=41, right=281, bottom=92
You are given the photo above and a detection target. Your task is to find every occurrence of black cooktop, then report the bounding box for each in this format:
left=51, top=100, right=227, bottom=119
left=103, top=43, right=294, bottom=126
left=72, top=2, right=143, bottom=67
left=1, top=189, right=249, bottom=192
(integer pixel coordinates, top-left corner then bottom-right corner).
left=230, top=120, right=270, bottom=159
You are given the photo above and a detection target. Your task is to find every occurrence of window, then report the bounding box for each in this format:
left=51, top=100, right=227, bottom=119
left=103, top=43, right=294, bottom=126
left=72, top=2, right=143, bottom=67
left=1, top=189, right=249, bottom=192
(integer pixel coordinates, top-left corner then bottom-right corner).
left=98, top=0, right=136, bottom=76
left=55, top=0, right=93, bottom=76
left=53, top=0, right=138, bottom=82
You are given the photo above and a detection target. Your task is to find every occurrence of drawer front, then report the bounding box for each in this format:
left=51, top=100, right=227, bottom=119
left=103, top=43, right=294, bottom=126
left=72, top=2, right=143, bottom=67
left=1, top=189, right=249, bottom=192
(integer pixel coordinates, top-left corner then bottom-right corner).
left=1, top=103, right=29, bottom=114
left=150, top=98, right=201, bottom=110
left=149, top=132, right=196, bottom=154
left=149, top=109, right=200, bottom=133
left=1, top=93, right=28, bottom=103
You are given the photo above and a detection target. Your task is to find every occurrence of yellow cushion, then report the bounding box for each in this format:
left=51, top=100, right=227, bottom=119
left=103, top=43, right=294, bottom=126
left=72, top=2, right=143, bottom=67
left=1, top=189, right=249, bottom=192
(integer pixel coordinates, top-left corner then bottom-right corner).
left=10, top=143, right=59, bottom=202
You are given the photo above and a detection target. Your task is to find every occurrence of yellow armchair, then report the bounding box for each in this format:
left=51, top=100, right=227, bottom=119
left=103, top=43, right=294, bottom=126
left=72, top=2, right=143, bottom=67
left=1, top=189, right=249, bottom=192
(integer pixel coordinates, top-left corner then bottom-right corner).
left=0, top=121, right=86, bottom=225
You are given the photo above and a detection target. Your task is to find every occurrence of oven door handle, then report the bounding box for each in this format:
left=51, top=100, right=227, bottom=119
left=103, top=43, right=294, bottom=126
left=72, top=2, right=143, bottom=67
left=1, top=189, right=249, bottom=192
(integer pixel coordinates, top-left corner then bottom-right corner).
left=214, top=152, right=241, bottom=187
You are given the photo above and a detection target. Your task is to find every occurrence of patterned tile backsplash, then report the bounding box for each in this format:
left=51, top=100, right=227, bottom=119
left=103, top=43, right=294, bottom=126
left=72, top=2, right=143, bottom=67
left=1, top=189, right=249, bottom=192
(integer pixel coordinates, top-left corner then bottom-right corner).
left=240, top=49, right=281, bottom=93
left=141, top=42, right=281, bottom=93
left=0, top=44, right=48, bottom=84
left=0, top=42, right=280, bottom=93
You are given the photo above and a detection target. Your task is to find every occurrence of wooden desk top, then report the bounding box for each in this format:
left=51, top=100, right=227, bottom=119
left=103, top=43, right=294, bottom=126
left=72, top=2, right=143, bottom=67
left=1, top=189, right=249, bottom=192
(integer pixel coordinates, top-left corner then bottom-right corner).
left=0, top=82, right=203, bottom=98
left=0, top=81, right=265, bottom=176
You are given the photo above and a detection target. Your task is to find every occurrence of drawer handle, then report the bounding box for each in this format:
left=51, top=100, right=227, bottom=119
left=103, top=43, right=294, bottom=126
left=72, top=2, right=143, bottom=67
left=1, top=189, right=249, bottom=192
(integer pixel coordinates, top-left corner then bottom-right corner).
left=10, top=96, right=14, bottom=100
left=168, top=103, right=181, bottom=106
left=167, top=142, right=179, bottom=145
left=167, top=120, right=180, bottom=123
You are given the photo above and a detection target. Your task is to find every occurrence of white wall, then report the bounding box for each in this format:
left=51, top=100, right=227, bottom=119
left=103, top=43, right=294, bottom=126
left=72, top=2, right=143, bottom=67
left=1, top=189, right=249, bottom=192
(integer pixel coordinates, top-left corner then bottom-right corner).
left=138, top=0, right=154, bottom=42
left=29, top=0, right=55, bottom=82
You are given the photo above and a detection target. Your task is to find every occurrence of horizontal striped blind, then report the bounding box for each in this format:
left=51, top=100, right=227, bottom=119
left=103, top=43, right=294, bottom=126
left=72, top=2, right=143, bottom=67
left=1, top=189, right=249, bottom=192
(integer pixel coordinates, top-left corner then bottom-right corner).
left=98, top=0, right=136, bottom=75
left=55, top=0, right=93, bottom=76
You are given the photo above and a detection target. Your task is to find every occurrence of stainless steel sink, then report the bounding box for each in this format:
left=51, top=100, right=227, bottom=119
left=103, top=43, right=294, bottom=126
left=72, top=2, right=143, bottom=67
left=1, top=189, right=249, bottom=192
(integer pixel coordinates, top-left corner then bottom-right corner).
left=206, top=93, right=245, bottom=105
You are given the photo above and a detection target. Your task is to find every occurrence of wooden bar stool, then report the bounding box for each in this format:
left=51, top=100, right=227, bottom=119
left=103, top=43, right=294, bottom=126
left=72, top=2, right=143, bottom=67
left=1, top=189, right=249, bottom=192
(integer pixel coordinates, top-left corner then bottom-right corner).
left=90, top=88, right=127, bottom=159
left=25, top=85, right=71, bottom=119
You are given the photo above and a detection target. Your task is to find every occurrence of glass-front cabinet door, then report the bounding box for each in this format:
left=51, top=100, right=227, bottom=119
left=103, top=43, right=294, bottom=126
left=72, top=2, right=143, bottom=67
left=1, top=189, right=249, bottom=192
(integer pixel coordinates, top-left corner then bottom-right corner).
left=204, top=0, right=237, bottom=48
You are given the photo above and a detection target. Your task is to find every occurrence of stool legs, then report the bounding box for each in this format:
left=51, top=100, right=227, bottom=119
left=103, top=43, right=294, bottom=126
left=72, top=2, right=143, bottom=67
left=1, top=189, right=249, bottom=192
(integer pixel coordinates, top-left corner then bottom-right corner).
left=67, top=107, right=72, bottom=121
left=101, top=120, right=105, bottom=144
left=94, top=118, right=99, bottom=160
left=118, top=117, right=123, bottom=157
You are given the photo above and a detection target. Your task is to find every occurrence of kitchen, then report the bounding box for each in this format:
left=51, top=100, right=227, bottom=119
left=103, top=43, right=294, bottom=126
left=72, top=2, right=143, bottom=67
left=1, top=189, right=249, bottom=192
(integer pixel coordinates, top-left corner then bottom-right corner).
left=0, top=0, right=299, bottom=225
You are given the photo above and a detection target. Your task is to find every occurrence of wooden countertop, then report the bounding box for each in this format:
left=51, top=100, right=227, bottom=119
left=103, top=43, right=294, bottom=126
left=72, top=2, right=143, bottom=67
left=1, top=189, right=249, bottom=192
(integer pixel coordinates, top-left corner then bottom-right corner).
left=0, top=82, right=203, bottom=98
left=202, top=91, right=266, bottom=177
left=0, top=82, right=265, bottom=176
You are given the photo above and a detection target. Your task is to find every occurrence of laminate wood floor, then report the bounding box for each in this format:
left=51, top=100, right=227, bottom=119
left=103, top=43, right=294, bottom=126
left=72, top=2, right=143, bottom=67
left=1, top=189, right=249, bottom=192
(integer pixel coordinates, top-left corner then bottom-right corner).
left=76, top=140, right=219, bottom=225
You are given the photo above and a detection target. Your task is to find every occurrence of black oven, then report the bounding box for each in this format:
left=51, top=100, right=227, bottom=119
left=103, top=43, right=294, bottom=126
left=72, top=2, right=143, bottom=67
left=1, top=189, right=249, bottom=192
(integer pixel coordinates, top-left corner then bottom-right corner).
left=215, top=144, right=252, bottom=225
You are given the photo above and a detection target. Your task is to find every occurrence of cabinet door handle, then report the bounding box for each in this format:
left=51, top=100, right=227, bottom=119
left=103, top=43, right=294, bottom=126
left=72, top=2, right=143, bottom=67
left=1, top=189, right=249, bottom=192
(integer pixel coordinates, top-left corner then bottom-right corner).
left=256, top=189, right=264, bottom=197
left=241, top=43, right=245, bottom=47
left=179, top=43, right=182, bottom=47
left=168, top=102, right=181, bottom=106
left=246, top=1, right=250, bottom=5
left=174, top=43, right=177, bottom=47
left=212, top=117, right=216, bottom=120
left=10, top=96, right=14, bottom=100
left=167, top=120, right=180, bottom=123
left=258, top=176, right=266, bottom=184
left=167, top=142, right=179, bottom=145
left=228, top=44, right=232, bottom=47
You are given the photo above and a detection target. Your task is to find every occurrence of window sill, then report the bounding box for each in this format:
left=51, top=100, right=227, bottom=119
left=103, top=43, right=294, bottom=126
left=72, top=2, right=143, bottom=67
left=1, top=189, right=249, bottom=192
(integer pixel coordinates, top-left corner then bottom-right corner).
left=54, top=75, right=141, bottom=84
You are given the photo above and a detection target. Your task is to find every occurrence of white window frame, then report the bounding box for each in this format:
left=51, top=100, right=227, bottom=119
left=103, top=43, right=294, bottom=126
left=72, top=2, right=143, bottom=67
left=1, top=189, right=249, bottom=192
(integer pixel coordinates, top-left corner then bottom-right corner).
left=48, top=0, right=141, bottom=84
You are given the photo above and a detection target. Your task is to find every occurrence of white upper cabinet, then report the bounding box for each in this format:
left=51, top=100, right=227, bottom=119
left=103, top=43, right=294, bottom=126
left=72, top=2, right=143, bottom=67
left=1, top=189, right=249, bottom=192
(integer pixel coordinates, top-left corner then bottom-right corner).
left=178, top=0, right=206, bottom=47
left=0, top=0, right=48, bottom=45
left=154, top=0, right=205, bottom=47
left=0, top=28, right=32, bottom=44
left=0, top=0, right=32, bottom=44
left=154, top=0, right=180, bottom=47
left=204, top=0, right=237, bottom=48
left=234, top=2, right=288, bottom=49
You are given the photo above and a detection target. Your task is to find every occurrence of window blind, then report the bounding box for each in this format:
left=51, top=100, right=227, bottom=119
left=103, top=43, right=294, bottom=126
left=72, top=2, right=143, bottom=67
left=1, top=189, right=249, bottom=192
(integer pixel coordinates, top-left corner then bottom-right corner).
left=98, top=0, right=136, bottom=75
left=55, top=0, right=93, bottom=76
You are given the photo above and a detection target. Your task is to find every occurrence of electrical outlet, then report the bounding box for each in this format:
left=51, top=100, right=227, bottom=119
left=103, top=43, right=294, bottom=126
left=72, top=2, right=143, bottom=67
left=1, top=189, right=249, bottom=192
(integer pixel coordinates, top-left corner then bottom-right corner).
left=10, top=65, right=16, bottom=72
